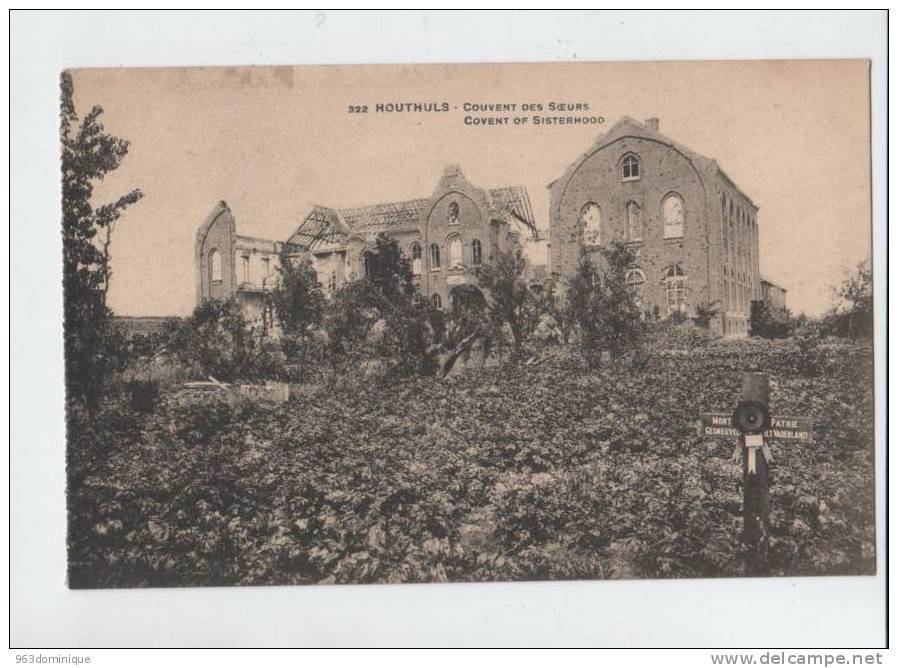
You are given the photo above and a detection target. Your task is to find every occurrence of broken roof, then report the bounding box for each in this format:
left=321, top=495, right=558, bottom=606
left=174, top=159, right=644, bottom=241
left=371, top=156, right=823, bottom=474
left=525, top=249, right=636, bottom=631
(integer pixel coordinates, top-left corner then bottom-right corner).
left=287, top=181, right=539, bottom=250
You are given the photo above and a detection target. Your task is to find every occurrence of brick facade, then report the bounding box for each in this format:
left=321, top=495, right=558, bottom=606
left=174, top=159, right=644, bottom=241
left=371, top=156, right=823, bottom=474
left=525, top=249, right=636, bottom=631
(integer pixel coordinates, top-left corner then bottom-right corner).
left=196, top=166, right=544, bottom=324
left=548, top=117, right=761, bottom=335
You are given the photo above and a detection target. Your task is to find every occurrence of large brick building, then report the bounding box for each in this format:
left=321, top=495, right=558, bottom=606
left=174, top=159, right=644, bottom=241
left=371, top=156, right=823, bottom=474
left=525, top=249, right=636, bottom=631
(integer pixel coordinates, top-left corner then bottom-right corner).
left=548, top=117, right=761, bottom=335
left=196, top=165, right=545, bottom=327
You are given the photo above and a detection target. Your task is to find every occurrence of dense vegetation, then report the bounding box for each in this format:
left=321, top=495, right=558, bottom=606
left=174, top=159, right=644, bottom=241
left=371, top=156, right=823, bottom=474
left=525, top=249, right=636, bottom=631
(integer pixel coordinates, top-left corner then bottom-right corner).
left=67, top=337, right=874, bottom=588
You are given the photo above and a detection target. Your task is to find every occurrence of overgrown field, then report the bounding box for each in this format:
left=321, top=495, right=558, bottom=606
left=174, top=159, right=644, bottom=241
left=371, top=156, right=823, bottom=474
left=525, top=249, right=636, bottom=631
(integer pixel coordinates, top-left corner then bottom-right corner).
left=67, top=338, right=875, bottom=587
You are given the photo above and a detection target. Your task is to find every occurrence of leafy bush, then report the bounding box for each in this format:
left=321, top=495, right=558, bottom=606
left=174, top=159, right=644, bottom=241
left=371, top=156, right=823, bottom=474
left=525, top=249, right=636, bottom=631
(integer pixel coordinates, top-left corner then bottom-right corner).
left=692, top=301, right=720, bottom=330
left=647, top=321, right=717, bottom=351
left=750, top=300, right=793, bottom=339
left=163, top=299, right=278, bottom=381
left=793, top=327, right=828, bottom=376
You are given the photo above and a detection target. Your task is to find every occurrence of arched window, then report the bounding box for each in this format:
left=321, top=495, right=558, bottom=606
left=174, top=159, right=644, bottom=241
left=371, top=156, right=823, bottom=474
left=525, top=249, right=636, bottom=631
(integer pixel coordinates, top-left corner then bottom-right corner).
left=471, top=239, right=482, bottom=265
left=621, top=154, right=640, bottom=180
left=625, top=269, right=646, bottom=301
left=411, top=242, right=422, bottom=275
left=664, top=265, right=688, bottom=315
left=431, top=293, right=442, bottom=309
left=580, top=202, right=602, bottom=247
left=328, top=271, right=337, bottom=292
left=448, top=235, right=463, bottom=269
left=662, top=193, right=684, bottom=239
left=430, top=243, right=441, bottom=269
left=209, top=249, right=222, bottom=282
left=627, top=201, right=643, bottom=241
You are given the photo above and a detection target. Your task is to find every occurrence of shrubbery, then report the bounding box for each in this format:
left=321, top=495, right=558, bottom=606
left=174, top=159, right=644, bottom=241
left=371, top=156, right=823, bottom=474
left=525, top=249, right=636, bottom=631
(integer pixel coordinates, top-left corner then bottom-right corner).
left=647, top=320, right=717, bottom=351
left=162, top=299, right=279, bottom=381
left=750, top=300, right=793, bottom=339
left=67, top=338, right=875, bottom=586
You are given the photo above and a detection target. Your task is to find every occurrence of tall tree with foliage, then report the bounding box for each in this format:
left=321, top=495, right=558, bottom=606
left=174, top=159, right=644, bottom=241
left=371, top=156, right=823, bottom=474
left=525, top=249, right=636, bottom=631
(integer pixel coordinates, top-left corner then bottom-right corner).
left=61, top=71, right=143, bottom=407
left=477, top=247, right=539, bottom=358
left=566, top=242, right=643, bottom=368
left=323, top=233, right=441, bottom=379
left=364, top=233, right=415, bottom=303
left=270, top=251, right=324, bottom=338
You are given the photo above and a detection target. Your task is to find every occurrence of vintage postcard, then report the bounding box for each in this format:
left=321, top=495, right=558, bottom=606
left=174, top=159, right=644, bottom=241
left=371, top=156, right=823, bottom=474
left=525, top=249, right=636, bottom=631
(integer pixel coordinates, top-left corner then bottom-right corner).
left=62, top=61, right=873, bottom=589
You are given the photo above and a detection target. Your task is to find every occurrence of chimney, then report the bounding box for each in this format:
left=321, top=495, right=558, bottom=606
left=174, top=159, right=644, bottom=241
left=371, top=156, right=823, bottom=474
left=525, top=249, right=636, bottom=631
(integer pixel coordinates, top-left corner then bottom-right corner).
left=645, top=117, right=659, bottom=133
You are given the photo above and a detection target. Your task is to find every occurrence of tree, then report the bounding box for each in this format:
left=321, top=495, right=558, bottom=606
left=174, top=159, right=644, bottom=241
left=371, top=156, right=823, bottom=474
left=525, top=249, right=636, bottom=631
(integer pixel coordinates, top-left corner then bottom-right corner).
left=322, top=234, right=441, bottom=379
left=363, top=233, right=415, bottom=303
left=566, top=242, right=644, bottom=368
left=476, top=247, right=539, bottom=357
left=164, top=299, right=273, bottom=381
left=270, top=250, right=324, bottom=345
left=825, top=260, right=873, bottom=339
left=61, top=71, right=143, bottom=407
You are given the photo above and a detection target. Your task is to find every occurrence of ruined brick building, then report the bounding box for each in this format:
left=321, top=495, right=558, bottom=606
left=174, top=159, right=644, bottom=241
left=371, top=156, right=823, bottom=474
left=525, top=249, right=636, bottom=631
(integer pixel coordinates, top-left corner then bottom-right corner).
left=549, top=117, right=762, bottom=335
left=196, top=165, right=545, bottom=328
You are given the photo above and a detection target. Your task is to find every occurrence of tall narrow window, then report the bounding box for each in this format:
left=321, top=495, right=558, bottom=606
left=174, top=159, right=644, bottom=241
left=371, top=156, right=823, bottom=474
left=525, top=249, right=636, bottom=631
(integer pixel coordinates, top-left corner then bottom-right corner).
left=430, top=243, right=441, bottom=269
left=664, top=265, right=688, bottom=315
left=431, top=293, right=442, bottom=309
left=621, top=154, right=640, bottom=180
left=729, top=201, right=736, bottom=262
left=448, top=236, right=463, bottom=269
left=662, top=193, right=684, bottom=239
left=329, top=271, right=337, bottom=292
left=627, top=201, right=643, bottom=241
left=721, top=197, right=729, bottom=259
left=362, top=253, right=372, bottom=278
left=625, top=269, right=646, bottom=301
left=242, top=255, right=250, bottom=284
left=580, top=202, right=602, bottom=247
left=262, top=257, right=271, bottom=279
left=209, top=249, right=222, bottom=282
left=448, top=201, right=460, bottom=225
left=411, top=242, right=422, bottom=275
left=471, top=239, right=482, bottom=265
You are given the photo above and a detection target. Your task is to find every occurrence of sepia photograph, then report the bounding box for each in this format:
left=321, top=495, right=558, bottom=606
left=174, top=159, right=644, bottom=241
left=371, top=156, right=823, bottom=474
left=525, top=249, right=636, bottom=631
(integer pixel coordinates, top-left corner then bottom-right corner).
left=8, top=6, right=891, bottom=653
left=59, top=59, right=876, bottom=591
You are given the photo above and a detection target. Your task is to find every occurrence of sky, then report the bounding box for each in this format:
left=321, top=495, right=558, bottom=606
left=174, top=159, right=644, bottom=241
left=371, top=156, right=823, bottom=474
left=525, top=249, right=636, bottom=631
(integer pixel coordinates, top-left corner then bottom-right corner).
left=71, top=60, right=871, bottom=317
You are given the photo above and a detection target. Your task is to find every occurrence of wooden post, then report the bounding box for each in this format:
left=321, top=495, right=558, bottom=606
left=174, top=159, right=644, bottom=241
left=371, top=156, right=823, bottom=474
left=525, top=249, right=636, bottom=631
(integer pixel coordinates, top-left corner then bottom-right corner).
left=741, top=372, right=770, bottom=576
